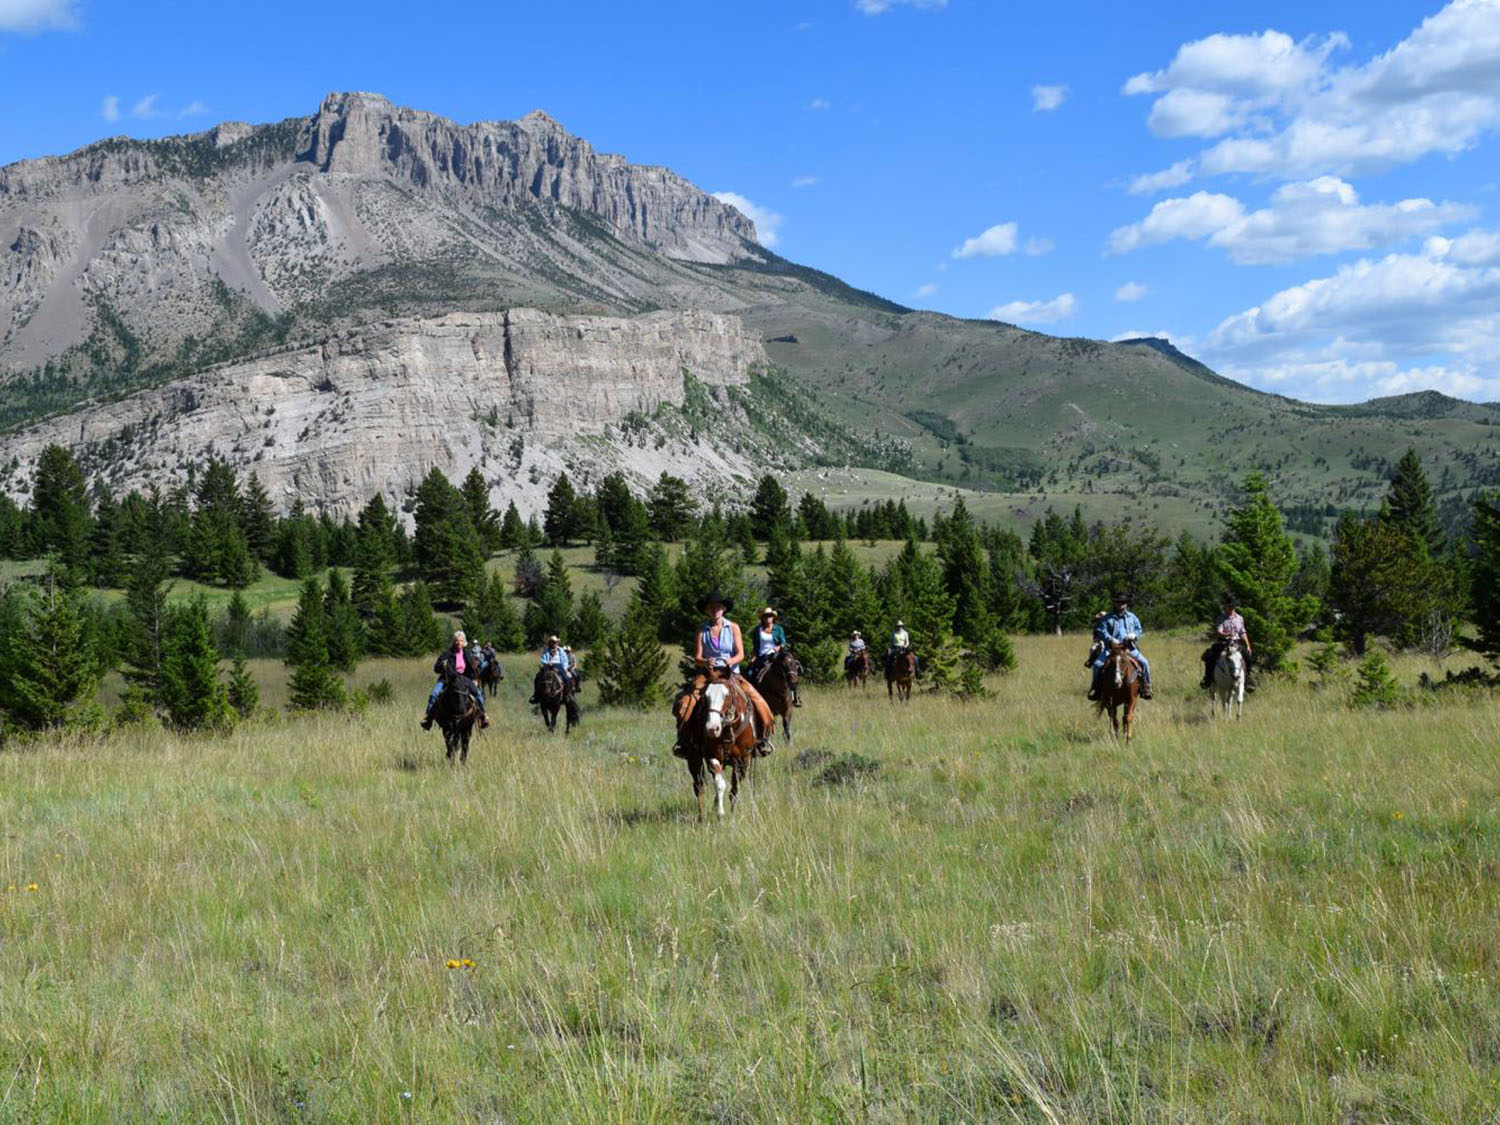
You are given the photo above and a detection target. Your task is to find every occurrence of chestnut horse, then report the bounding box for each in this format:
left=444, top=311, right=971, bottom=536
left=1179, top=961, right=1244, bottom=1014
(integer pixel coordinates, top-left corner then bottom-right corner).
left=679, top=669, right=758, bottom=818
left=1097, top=640, right=1142, bottom=741
left=887, top=648, right=916, bottom=703
left=754, top=648, right=800, bottom=744
left=844, top=649, right=871, bottom=688
left=534, top=667, right=579, bottom=734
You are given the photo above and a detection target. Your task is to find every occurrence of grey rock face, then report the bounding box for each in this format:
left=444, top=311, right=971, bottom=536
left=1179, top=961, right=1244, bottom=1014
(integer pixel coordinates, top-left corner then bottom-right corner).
left=0, top=307, right=768, bottom=517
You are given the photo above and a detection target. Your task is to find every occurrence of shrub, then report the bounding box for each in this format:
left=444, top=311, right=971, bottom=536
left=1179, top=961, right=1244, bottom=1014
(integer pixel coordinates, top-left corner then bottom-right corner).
left=1350, top=650, right=1403, bottom=710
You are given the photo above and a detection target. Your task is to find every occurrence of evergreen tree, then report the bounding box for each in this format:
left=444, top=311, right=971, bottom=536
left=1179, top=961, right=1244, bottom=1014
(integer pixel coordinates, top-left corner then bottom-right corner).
left=595, top=594, right=670, bottom=707
left=351, top=493, right=398, bottom=618
left=121, top=539, right=174, bottom=707
left=749, top=475, right=792, bottom=539
left=524, top=550, right=576, bottom=646
left=595, top=472, right=636, bottom=538
left=935, top=498, right=994, bottom=641
left=225, top=655, right=260, bottom=719
left=882, top=538, right=956, bottom=652
left=796, top=492, right=839, bottom=540
left=1350, top=649, right=1403, bottom=709
left=412, top=468, right=483, bottom=604
left=0, top=569, right=106, bottom=730
left=1216, top=473, right=1319, bottom=672
left=571, top=590, right=609, bottom=646
left=613, top=497, right=652, bottom=575
left=239, top=473, right=277, bottom=563
left=274, top=515, right=314, bottom=580
left=460, top=467, right=500, bottom=554
left=158, top=598, right=233, bottom=731
left=1027, top=507, right=1090, bottom=634
left=323, top=568, right=364, bottom=672
left=1328, top=514, right=1438, bottom=655
left=513, top=543, right=545, bottom=598
left=396, top=581, right=444, bottom=656
left=1383, top=449, right=1445, bottom=557
left=498, top=501, right=526, bottom=549
left=29, top=444, right=91, bottom=579
left=633, top=543, right=676, bottom=641
left=647, top=472, right=695, bottom=541
left=593, top=517, right=616, bottom=570
left=284, top=576, right=345, bottom=710
left=463, top=570, right=525, bottom=652
left=668, top=513, right=748, bottom=643
left=1468, top=492, right=1500, bottom=668
left=822, top=536, right=880, bottom=643
left=220, top=588, right=253, bottom=655
left=543, top=473, right=581, bottom=546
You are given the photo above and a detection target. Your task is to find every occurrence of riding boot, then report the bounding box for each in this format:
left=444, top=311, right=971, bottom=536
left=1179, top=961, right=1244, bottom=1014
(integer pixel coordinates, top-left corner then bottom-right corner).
left=1086, top=670, right=1100, bottom=701
left=1140, top=679, right=1154, bottom=700
left=420, top=702, right=434, bottom=730
left=792, top=684, right=802, bottom=707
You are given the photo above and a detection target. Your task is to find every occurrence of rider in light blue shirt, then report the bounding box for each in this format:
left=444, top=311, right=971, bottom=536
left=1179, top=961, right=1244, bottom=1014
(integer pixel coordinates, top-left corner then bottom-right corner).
left=1088, top=591, right=1153, bottom=700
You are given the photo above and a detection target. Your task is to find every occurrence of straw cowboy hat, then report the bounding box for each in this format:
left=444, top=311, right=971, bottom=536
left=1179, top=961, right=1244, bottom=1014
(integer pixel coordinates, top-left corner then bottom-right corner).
left=759, top=607, right=778, bottom=618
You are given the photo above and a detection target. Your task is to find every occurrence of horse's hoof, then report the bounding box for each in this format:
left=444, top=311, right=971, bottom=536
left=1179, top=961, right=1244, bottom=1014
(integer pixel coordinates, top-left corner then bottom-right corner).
left=420, top=717, right=433, bottom=730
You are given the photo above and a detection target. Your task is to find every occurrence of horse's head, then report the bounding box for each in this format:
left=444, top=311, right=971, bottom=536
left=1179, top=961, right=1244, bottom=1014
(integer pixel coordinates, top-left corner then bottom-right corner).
left=702, top=681, right=733, bottom=738
left=779, top=649, right=801, bottom=685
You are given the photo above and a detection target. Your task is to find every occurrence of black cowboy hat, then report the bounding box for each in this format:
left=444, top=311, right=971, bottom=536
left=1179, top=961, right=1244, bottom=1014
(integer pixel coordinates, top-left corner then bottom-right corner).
left=1112, top=591, right=1131, bottom=604
left=1222, top=591, right=1238, bottom=605
left=699, top=590, right=735, bottom=612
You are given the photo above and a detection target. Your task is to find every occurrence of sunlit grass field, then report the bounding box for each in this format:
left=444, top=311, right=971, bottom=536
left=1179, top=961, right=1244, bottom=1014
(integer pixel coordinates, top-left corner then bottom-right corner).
left=3, top=636, right=1500, bottom=1121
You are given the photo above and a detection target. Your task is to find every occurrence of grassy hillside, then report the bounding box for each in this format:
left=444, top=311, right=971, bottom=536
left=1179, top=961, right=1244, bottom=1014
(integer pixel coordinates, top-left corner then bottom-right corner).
left=3, top=638, right=1499, bottom=1119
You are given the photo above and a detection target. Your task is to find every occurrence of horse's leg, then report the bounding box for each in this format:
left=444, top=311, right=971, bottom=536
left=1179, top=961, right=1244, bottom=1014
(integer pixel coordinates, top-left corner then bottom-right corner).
left=690, top=756, right=705, bottom=820
left=710, top=758, right=727, bottom=818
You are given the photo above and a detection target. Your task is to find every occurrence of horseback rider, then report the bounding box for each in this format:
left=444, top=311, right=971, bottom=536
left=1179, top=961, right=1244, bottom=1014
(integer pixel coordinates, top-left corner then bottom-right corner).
left=531, top=635, right=575, bottom=703
left=421, top=629, right=491, bottom=730
left=672, top=591, right=776, bottom=758
left=1087, top=591, right=1154, bottom=701
left=563, top=645, right=579, bottom=684
left=845, top=630, right=868, bottom=672
left=885, top=619, right=912, bottom=674
left=1200, top=593, right=1255, bottom=691
left=748, top=607, right=801, bottom=708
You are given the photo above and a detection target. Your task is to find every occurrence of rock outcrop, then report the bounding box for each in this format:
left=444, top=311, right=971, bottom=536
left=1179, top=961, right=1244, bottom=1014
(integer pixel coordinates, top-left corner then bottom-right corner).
left=0, top=308, right=768, bottom=517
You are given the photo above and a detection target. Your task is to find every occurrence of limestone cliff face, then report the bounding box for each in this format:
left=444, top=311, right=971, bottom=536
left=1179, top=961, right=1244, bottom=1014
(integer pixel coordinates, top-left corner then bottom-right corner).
left=0, top=308, right=768, bottom=517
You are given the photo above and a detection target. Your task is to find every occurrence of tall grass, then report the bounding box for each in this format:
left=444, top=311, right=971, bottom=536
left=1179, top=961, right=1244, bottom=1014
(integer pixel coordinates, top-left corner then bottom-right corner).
left=2, top=638, right=1499, bottom=1120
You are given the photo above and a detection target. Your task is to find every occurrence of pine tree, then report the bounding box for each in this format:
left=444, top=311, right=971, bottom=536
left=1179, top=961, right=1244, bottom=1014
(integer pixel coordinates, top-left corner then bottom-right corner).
left=122, top=539, right=174, bottom=706
left=412, top=468, right=482, bottom=605
left=543, top=474, right=581, bottom=546
left=463, top=569, right=525, bottom=652
left=498, top=501, right=526, bottom=550
left=1217, top=473, right=1319, bottom=672
left=1328, top=514, right=1436, bottom=655
left=613, top=497, right=652, bottom=575
left=749, top=475, right=791, bottom=539
left=1028, top=507, right=1090, bottom=634
left=396, top=581, right=444, bottom=656
left=226, top=655, right=260, bottom=719
left=323, top=568, right=364, bottom=672
left=220, top=588, right=253, bottom=655
left=936, top=498, right=994, bottom=642
left=595, top=472, right=636, bottom=538
left=285, top=575, right=345, bottom=711
left=352, top=494, right=398, bottom=618
left=595, top=594, right=670, bottom=707
left=513, top=543, right=545, bottom=598
left=460, top=467, right=500, bottom=554
left=0, top=569, right=106, bottom=730
left=571, top=590, right=609, bottom=646
left=668, top=513, right=747, bottom=643
left=239, top=473, right=277, bottom=563
left=159, top=598, right=233, bottom=731
left=647, top=472, right=695, bottom=541
left=29, top=444, right=91, bottom=581
left=1350, top=649, right=1403, bottom=709
left=524, top=550, right=576, bottom=646
left=1383, top=449, right=1445, bottom=557
left=1469, top=492, right=1500, bottom=668
left=633, top=543, right=675, bottom=640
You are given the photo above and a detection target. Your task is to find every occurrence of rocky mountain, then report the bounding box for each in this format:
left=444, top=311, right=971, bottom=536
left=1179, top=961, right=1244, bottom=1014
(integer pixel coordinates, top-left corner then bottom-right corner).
left=2, top=92, right=1497, bottom=532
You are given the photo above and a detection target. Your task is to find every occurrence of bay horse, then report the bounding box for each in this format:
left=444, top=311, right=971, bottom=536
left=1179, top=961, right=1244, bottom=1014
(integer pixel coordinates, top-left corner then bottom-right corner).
left=478, top=654, right=504, bottom=700
left=679, top=669, right=757, bottom=819
left=432, top=673, right=480, bottom=764
left=753, top=648, right=800, bottom=744
left=886, top=648, right=916, bottom=703
left=1096, top=640, right=1141, bottom=741
left=844, top=649, right=871, bottom=688
left=1211, top=638, right=1247, bottom=721
left=534, top=667, right=579, bottom=734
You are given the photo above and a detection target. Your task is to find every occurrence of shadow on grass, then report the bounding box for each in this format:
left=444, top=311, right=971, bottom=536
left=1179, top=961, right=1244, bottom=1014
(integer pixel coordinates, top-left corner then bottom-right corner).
left=602, top=803, right=691, bottom=829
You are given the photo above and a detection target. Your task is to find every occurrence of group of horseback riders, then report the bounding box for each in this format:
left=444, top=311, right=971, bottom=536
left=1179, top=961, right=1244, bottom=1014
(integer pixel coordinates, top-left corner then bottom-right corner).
left=420, top=630, right=582, bottom=730
left=1083, top=590, right=1255, bottom=702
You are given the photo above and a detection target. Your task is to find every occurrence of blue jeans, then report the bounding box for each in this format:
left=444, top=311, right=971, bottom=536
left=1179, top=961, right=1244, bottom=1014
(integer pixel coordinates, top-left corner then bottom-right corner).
left=429, top=677, right=486, bottom=714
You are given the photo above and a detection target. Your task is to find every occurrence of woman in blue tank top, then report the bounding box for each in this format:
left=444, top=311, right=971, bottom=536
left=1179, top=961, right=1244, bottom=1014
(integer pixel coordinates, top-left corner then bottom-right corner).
left=673, top=591, right=776, bottom=758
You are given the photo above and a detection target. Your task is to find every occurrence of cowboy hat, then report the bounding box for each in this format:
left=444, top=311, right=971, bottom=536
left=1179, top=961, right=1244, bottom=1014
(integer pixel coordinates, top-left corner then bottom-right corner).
left=1222, top=591, right=1238, bottom=605
left=547, top=634, right=560, bottom=644
left=852, top=630, right=862, bottom=637
left=1112, top=591, right=1130, bottom=604
left=894, top=619, right=905, bottom=628
left=699, top=591, right=735, bottom=612
left=759, top=606, right=778, bottom=618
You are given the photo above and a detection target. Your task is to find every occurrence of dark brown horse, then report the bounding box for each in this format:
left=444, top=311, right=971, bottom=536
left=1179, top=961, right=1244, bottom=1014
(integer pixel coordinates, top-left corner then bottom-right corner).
left=534, top=667, right=579, bottom=734
left=1097, top=640, right=1142, bottom=741
left=432, top=673, right=480, bottom=764
left=478, top=653, right=504, bottom=700
left=678, top=669, right=758, bottom=818
left=844, top=649, right=871, bottom=688
left=887, top=648, right=916, bottom=703
left=753, top=648, right=800, bottom=744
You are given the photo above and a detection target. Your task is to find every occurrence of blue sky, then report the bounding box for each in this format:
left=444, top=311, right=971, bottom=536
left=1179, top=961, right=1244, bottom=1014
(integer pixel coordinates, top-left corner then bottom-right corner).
left=2, top=0, right=1498, bottom=404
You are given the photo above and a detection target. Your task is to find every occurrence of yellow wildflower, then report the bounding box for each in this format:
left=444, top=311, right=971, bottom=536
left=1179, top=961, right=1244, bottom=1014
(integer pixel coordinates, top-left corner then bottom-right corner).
left=445, top=959, right=461, bottom=969
left=25, top=883, right=38, bottom=892
left=461, top=958, right=476, bottom=968
left=1393, top=811, right=1403, bottom=820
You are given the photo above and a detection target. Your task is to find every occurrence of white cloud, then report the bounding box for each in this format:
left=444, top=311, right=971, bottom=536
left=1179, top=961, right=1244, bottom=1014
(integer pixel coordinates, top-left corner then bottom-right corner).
left=988, top=292, right=1078, bottom=325
left=1109, top=178, right=1473, bottom=263
left=178, top=100, right=209, bottom=118
left=1031, top=84, right=1068, bottom=112
left=1023, top=237, right=1054, bottom=256
left=1126, top=4, right=1500, bottom=181
left=0, top=0, right=77, bottom=32
left=130, top=94, right=161, bottom=119
left=809, top=98, right=833, bottom=110
left=952, top=222, right=1018, bottom=259
left=914, top=283, right=939, bottom=299
left=101, top=95, right=120, bottom=123
left=790, top=175, right=820, bottom=189
left=1200, top=231, right=1500, bottom=401
left=1126, top=160, right=1195, bottom=195
left=1107, top=191, right=1244, bottom=255
left=1115, top=281, right=1149, bottom=302
left=712, top=191, right=784, bottom=248
left=855, top=0, right=946, bottom=13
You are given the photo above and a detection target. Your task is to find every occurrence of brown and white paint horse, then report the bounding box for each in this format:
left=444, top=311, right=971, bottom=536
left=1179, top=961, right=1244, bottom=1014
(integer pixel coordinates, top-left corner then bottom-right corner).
left=680, top=671, right=759, bottom=818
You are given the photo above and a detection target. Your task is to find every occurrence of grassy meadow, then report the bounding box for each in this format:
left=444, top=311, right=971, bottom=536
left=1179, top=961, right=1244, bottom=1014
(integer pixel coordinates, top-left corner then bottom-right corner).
left=3, top=636, right=1500, bottom=1121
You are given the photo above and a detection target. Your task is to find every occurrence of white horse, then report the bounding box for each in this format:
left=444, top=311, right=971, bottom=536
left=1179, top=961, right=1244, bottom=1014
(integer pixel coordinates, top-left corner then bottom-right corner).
left=1211, top=640, right=1246, bottom=721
